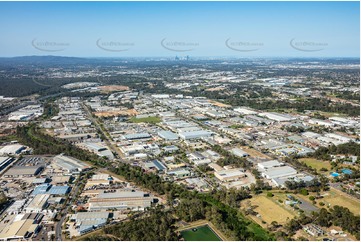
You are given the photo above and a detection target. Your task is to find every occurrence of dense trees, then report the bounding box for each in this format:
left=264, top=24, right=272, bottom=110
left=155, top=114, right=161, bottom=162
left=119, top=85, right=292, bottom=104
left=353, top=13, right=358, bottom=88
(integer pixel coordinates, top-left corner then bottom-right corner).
left=103, top=209, right=178, bottom=241
left=110, top=163, right=273, bottom=241
left=312, top=141, right=360, bottom=160
left=285, top=206, right=360, bottom=240
left=310, top=206, right=360, bottom=240
left=16, top=125, right=108, bottom=167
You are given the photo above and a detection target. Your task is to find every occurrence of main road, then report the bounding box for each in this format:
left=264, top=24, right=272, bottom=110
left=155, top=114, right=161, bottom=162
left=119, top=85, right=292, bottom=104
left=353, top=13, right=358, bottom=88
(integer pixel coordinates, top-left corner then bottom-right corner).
left=81, top=102, right=126, bottom=161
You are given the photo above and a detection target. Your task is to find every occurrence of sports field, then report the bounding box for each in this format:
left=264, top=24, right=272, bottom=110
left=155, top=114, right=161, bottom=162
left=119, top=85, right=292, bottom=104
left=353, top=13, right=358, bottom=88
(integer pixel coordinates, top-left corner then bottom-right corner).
left=181, top=225, right=221, bottom=241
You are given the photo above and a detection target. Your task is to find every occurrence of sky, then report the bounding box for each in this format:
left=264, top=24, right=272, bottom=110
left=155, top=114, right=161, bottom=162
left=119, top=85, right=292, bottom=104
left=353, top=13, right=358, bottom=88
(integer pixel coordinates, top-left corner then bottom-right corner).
left=0, top=1, right=359, bottom=58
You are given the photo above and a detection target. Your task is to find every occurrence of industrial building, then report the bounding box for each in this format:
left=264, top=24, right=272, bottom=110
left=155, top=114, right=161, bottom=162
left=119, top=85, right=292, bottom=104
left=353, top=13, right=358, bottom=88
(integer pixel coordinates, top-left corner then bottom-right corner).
left=0, top=157, right=15, bottom=174
left=143, top=160, right=167, bottom=172
left=32, top=184, right=71, bottom=196
left=162, top=145, right=179, bottom=153
left=123, top=133, right=152, bottom=140
left=257, top=160, right=284, bottom=170
left=72, top=212, right=110, bottom=235
left=157, top=130, right=179, bottom=140
left=230, top=148, right=249, bottom=158
left=167, top=168, right=192, bottom=179
left=178, top=130, right=213, bottom=140
left=0, top=214, right=42, bottom=241
left=24, top=194, right=50, bottom=213
left=261, top=166, right=297, bottom=179
left=88, top=190, right=153, bottom=211
left=258, top=112, right=296, bottom=122
left=272, top=175, right=314, bottom=187
left=3, top=165, right=43, bottom=178
left=187, top=152, right=211, bottom=166
left=214, top=169, right=246, bottom=182
left=0, top=144, right=26, bottom=156
left=53, top=154, right=90, bottom=173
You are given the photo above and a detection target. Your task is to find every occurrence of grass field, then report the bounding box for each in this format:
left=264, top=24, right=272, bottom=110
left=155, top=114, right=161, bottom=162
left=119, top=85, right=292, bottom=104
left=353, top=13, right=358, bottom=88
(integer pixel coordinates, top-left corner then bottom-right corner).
left=299, top=158, right=332, bottom=172
left=129, top=116, right=161, bottom=124
left=317, top=188, right=359, bottom=215
left=181, top=225, right=221, bottom=241
left=244, top=194, right=296, bottom=225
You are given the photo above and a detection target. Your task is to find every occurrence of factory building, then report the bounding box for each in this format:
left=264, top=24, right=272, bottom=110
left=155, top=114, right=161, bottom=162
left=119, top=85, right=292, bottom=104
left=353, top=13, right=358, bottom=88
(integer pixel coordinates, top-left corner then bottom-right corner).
left=72, top=212, right=110, bottom=235
left=230, top=148, right=249, bottom=158
left=257, top=160, right=284, bottom=170
left=261, top=166, right=297, bottom=179
left=123, top=133, right=152, bottom=140
left=0, top=157, right=15, bottom=174
left=0, top=144, right=26, bottom=156
left=53, top=154, right=90, bottom=173
left=214, top=169, right=246, bottom=182
left=88, top=190, right=153, bottom=211
left=24, top=194, right=50, bottom=213
left=157, top=130, right=179, bottom=140
left=3, top=165, right=43, bottom=178
left=178, top=130, right=213, bottom=140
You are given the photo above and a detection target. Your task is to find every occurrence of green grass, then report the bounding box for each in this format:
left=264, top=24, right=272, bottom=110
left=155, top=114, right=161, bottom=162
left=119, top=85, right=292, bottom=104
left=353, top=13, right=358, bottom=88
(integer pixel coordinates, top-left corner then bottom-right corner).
left=129, top=116, right=161, bottom=124
left=247, top=223, right=274, bottom=241
left=0, top=134, right=18, bottom=144
left=181, top=225, right=221, bottom=241
left=299, top=158, right=332, bottom=172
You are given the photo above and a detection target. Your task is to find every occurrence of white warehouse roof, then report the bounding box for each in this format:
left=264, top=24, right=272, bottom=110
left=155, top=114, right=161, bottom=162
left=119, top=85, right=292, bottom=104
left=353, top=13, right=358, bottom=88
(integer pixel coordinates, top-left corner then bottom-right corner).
left=262, top=166, right=297, bottom=179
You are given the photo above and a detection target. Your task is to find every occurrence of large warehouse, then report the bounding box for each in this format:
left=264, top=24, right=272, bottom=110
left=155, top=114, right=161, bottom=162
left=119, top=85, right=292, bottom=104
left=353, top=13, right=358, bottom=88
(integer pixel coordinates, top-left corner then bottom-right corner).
left=261, top=166, right=297, bottom=179
left=178, top=130, right=213, bottom=140
left=0, top=144, right=26, bottom=155
left=88, top=190, right=153, bottom=211
left=214, top=169, right=246, bottom=182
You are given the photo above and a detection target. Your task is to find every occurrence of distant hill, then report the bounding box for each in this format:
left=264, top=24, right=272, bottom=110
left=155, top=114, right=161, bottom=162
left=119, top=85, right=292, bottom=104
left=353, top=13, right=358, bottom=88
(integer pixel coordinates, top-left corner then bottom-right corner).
left=0, top=55, right=97, bottom=66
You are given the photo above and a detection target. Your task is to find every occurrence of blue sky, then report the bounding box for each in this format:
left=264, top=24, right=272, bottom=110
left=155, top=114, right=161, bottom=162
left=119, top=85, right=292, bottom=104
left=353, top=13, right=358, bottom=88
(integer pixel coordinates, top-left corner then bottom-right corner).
left=0, top=1, right=359, bottom=57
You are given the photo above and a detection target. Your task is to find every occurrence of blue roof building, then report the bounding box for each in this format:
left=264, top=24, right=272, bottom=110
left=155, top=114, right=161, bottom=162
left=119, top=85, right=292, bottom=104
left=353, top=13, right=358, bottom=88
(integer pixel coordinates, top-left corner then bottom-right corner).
left=32, top=184, right=51, bottom=196
left=47, top=185, right=71, bottom=195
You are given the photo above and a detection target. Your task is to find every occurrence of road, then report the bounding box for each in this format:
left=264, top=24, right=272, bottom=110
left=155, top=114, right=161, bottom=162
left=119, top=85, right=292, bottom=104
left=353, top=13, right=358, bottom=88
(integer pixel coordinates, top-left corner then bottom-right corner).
left=55, top=175, right=83, bottom=241
left=81, top=102, right=126, bottom=161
